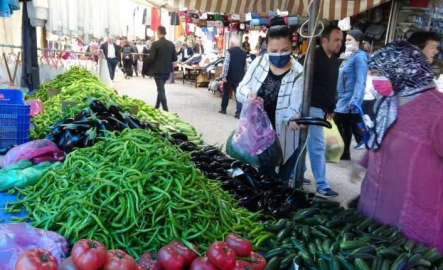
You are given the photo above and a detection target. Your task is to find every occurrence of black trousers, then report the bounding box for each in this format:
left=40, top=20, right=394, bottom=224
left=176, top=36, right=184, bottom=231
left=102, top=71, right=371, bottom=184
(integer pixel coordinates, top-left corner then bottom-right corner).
left=334, top=112, right=363, bottom=157
left=133, top=59, right=138, bottom=76
left=154, top=73, right=170, bottom=111
left=362, top=100, right=376, bottom=119
left=221, top=79, right=242, bottom=115
left=123, top=59, right=133, bottom=76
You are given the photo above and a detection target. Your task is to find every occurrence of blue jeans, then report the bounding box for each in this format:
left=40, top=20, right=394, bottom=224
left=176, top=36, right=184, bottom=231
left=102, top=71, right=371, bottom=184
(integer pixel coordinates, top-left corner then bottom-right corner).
left=107, top=58, right=118, bottom=80
left=307, top=107, right=329, bottom=189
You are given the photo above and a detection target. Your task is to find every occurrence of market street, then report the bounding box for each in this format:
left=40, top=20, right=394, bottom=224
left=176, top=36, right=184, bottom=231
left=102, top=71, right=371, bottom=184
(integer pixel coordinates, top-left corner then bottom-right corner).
left=114, top=72, right=365, bottom=205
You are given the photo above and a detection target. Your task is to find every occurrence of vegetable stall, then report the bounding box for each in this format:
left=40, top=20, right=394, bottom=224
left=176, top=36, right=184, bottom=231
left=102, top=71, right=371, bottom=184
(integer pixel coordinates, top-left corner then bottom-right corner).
left=1, top=68, right=443, bottom=270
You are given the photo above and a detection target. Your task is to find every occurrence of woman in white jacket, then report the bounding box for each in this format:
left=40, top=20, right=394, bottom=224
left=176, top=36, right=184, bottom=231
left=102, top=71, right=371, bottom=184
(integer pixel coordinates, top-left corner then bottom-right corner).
left=236, top=16, right=305, bottom=181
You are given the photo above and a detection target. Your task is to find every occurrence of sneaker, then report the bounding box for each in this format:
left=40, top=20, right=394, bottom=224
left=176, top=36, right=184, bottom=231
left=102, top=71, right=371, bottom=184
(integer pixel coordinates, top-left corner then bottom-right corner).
left=316, top=188, right=339, bottom=199
left=303, top=178, right=311, bottom=185
left=218, top=110, right=227, bottom=114
left=354, top=142, right=365, bottom=150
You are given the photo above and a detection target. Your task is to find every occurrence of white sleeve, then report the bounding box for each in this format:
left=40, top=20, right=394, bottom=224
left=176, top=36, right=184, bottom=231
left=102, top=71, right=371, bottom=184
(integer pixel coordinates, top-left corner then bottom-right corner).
left=236, top=57, right=261, bottom=103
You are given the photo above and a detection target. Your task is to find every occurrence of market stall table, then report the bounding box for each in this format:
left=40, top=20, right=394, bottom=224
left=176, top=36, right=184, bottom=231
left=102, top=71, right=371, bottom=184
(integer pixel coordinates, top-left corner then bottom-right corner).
left=178, top=64, right=203, bottom=88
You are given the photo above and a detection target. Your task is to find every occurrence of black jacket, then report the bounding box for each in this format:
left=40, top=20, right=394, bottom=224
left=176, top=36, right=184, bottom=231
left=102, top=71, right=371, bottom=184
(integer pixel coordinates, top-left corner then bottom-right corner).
left=148, top=37, right=178, bottom=74
left=299, top=46, right=339, bottom=113
left=100, top=42, right=121, bottom=61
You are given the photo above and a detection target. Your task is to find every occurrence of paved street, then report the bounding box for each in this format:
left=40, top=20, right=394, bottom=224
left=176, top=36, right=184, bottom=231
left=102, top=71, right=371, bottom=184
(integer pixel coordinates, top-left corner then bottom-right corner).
left=114, top=72, right=364, bottom=205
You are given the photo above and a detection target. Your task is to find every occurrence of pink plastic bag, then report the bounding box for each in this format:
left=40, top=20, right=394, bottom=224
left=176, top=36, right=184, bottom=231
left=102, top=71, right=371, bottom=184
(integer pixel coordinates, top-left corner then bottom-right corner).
left=233, top=98, right=276, bottom=155
left=0, top=223, right=68, bottom=269
left=26, top=99, right=44, bottom=116
left=1, top=139, right=65, bottom=168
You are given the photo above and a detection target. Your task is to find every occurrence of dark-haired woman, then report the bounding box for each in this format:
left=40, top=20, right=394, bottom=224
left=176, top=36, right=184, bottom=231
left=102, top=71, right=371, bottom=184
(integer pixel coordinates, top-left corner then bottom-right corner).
left=237, top=16, right=305, bottom=182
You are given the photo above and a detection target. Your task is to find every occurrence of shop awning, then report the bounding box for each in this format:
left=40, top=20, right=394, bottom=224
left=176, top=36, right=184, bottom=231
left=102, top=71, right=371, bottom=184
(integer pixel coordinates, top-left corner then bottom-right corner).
left=145, top=0, right=390, bottom=20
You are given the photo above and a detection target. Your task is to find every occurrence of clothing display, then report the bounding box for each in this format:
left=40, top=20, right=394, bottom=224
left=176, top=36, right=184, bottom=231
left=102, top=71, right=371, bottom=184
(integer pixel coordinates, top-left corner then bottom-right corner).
left=0, top=0, right=20, bottom=18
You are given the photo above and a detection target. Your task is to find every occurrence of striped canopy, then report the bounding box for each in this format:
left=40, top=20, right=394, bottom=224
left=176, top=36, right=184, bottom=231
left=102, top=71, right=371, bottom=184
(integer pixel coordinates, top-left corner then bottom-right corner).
left=145, top=0, right=391, bottom=20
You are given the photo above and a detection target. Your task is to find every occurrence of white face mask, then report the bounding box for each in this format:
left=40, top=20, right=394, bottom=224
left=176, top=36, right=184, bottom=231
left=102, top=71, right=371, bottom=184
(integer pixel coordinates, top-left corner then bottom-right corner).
left=345, top=43, right=356, bottom=51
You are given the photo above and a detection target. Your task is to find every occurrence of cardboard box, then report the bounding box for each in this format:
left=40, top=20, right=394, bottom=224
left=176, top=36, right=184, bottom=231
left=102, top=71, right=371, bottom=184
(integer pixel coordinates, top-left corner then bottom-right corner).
left=61, top=101, right=80, bottom=112
left=47, top=88, right=61, bottom=99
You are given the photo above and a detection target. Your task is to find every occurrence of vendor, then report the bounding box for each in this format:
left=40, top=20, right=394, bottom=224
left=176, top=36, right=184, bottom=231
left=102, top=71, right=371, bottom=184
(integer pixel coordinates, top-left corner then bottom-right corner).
left=192, top=37, right=205, bottom=55
left=178, top=43, right=194, bottom=63
left=236, top=16, right=305, bottom=182
left=358, top=41, right=443, bottom=252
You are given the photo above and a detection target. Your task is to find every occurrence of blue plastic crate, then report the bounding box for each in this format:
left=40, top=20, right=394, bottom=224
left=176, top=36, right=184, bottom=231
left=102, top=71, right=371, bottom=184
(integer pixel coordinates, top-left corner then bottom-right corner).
left=0, top=104, right=30, bottom=148
left=0, top=89, right=24, bottom=105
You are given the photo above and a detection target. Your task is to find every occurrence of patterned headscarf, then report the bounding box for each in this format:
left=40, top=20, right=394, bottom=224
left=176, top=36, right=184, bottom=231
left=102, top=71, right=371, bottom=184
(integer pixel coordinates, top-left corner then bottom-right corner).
left=368, top=41, right=436, bottom=150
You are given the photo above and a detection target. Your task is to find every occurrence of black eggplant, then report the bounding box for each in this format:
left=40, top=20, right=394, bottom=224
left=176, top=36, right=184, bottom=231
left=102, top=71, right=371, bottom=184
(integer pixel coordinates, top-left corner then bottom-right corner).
left=88, top=98, right=108, bottom=113
left=231, top=160, right=243, bottom=169
left=74, top=109, right=90, bottom=121
left=235, top=185, right=254, bottom=196
left=106, top=117, right=128, bottom=131
left=171, top=132, right=189, bottom=141
left=215, top=176, right=232, bottom=181
left=221, top=180, right=237, bottom=190
left=125, top=115, right=145, bottom=129
left=62, top=134, right=88, bottom=153
left=213, top=155, right=235, bottom=164
left=107, top=104, right=125, bottom=121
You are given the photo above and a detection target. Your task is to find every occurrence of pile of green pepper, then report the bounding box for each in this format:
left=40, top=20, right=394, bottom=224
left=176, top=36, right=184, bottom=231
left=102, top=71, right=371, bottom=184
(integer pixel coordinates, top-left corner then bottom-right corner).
left=8, top=129, right=265, bottom=258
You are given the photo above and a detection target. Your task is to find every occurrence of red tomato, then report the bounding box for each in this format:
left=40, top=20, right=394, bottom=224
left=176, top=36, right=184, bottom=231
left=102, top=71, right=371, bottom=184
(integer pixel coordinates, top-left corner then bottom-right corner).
left=168, top=240, right=198, bottom=265
left=189, top=257, right=218, bottom=270
left=225, top=234, right=252, bottom=257
left=59, top=257, right=79, bottom=270
left=102, top=250, right=137, bottom=270
left=207, top=242, right=236, bottom=270
left=249, top=252, right=267, bottom=270
left=158, top=246, right=185, bottom=270
left=138, top=253, right=159, bottom=270
left=71, top=239, right=107, bottom=270
left=234, top=260, right=252, bottom=270
left=137, top=264, right=160, bottom=270
left=15, top=248, right=58, bottom=270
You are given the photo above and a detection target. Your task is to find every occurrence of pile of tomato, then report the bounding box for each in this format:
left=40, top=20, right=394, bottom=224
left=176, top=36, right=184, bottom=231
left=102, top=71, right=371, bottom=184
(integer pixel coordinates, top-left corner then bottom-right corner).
left=14, top=234, right=267, bottom=270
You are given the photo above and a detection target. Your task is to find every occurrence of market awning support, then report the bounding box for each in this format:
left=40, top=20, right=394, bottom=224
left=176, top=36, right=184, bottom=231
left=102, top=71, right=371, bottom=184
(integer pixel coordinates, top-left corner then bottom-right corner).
left=294, top=0, right=321, bottom=188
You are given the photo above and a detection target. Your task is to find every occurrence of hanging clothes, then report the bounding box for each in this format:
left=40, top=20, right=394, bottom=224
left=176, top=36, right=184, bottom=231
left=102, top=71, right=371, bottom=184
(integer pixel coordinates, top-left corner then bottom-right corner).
left=0, top=0, right=19, bottom=17
left=21, top=2, right=39, bottom=90
left=67, top=0, right=78, bottom=35
left=151, top=8, right=160, bottom=31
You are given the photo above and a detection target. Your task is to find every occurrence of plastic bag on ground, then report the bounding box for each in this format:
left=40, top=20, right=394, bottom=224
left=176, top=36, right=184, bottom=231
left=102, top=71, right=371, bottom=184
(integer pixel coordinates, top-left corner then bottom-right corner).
left=26, top=99, right=44, bottom=116
left=0, top=223, right=68, bottom=269
left=0, top=160, right=61, bottom=192
left=324, top=120, right=344, bottom=163
left=226, top=98, right=283, bottom=168
left=1, top=139, right=65, bottom=168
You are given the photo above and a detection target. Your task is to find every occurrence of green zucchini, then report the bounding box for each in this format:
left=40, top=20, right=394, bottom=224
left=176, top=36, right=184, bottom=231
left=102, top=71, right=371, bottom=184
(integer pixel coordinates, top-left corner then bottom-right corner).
left=265, top=219, right=288, bottom=232
left=298, top=250, right=313, bottom=266
left=404, top=240, right=416, bottom=252
left=316, top=238, right=325, bottom=252
left=331, top=242, right=341, bottom=255
left=350, top=246, right=376, bottom=255
left=390, top=253, right=408, bottom=270
left=356, top=218, right=375, bottom=232
left=302, top=225, right=310, bottom=241
left=319, top=258, right=331, bottom=270
left=340, top=240, right=370, bottom=251
left=317, top=225, right=337, bottom=239
left=378, top=249, right=401, bottom=259
left=265, top=248, right=287, bottom=260
left=347, top=253, right=376, bottom=261
left=406, top=254, right=422, bottom=269
left=308, top=242, right=317, bottom=257
left=372, top=256, right=383, bottom=270
left=280, top=254, right=298, bottom=269
left=327, top=219, right=345, bottom=229
left=368, top=223, right=382, bottom=233
left=388, top=238, right=406, bottom=249
left=265, top=256, right=284, bottom=270
left=333, top=209, right=356, bottom=221
left=330, top=256, right=341, bottom=270
left=354, top=258, right=371, bottom=270
left=323, top=239, right=332, bottom=254
left=338, top=255, right=356, bottom=270
left=277, top=227, right=292, bottom=242
left=380, top=260, right=391, bottom=270
left=291, top=237, right=308, bottom=253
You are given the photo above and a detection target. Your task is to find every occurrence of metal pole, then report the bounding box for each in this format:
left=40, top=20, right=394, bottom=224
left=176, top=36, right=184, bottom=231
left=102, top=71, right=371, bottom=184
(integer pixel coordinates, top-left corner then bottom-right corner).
left=294, top=0, right=321, bottom=188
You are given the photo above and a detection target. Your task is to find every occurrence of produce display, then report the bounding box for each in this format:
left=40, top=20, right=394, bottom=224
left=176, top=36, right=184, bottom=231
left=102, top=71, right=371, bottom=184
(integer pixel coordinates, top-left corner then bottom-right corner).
left=258, top=201, right=443, bottom=270
left=8, top=129, right=264, bottom=257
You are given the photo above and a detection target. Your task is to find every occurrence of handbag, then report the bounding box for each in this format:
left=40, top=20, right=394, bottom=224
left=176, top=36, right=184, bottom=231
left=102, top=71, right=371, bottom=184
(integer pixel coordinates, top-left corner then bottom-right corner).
left=365, top=24, right=385, bottom=40
left=229, top=23, right=239, bottom=31
left=245, top=13, right=252, bottom=21
left=267, top=10, right=278, bottom=18
left=251, top=12, right=260, bottom=19
left=207, top=13, right=215, bottom=21
left=214, top=13, right=223, bottom=21
left=250, top=19, right=260, bottom=26
left=231, top=13, right=240, bottom=21
left=239, top=22, right=246, bottom=31
left=259, top=17, right=269, bottom=26
left=189, top=12, right=199, bottom=19
left=200, top=12, right=208, bottom=20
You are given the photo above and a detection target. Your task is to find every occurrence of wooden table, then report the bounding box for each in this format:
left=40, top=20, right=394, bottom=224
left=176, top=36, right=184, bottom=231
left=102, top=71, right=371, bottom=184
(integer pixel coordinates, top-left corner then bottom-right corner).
left=178, top=64, right=203, bottom=88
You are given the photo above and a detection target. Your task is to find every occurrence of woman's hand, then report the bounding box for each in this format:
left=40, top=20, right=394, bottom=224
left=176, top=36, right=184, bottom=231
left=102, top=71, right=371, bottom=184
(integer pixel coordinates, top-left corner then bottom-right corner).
left=288, top=114, right=307, bottom=130
left=247, top=91, right=257, bottom=99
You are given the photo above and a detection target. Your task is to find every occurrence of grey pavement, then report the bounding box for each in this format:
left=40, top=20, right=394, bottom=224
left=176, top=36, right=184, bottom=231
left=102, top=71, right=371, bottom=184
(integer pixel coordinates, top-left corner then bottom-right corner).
left=114, top=73, right=364, bottom=205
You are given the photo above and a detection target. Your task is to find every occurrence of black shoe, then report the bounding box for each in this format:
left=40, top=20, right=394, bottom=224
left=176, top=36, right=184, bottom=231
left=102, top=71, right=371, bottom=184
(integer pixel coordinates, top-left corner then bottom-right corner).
left=234, top=114, right=240, bottom=119
left=219, top=110, right=226, bottom=114
left=340, top=153, right=351, bottom=161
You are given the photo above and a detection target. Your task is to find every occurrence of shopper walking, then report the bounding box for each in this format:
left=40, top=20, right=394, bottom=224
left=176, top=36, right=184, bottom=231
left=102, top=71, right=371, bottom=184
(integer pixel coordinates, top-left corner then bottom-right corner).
left=237, top=16, right=305, bottom=182
left=334, top=30, right=369, bottom=160
left=219, top=37, right=247, bottom=118
left=122, top=40, right=136, bottom=79
left=299, top=26, right=342, bottom=198
left=130, top=41, right=140, bottom=76
left=148, top=26, right=178, bottom=111
left=142, top=40, right=153, bottom=78
left=358, top=41, right=443, bottom=253
left=242, top=36, right=251, bottom=53
left=100, top=37, right=121, bottom=81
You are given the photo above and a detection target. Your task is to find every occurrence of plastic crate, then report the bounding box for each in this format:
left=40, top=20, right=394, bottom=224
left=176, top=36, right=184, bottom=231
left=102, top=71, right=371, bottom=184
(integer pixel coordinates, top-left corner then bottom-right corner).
left=0, top=104, right=30, bottom=148
left=0, top=89, right=25, bottom=105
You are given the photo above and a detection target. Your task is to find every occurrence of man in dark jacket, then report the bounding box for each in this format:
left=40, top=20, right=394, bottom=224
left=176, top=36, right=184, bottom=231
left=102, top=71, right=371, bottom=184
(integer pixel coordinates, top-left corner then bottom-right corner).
left=299, top=26, right=342, bottom=198
left=192, top=37, right=205, bottom=55
left=100, top=37, right=121, bottom=81
left=148, top=26, right=178, bottom=111
left=219, top=37, right=247, bottom=118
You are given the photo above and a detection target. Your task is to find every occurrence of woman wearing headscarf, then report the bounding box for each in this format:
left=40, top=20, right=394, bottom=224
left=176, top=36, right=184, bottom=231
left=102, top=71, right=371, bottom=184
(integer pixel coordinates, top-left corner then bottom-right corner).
left=358, top=41, right=443, bottom=252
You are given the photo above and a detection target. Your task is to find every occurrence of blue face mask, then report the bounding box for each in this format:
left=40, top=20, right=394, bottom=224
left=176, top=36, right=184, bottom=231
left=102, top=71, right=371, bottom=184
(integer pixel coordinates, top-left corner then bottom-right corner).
left=268, top=52, right=291, bottom=68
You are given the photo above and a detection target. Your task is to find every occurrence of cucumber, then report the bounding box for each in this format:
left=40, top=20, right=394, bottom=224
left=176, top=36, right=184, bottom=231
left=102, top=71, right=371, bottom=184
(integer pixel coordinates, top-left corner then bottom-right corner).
left=416, top=259, right=431, bottom=267
left=390, top=253, right=408, bottom=270
left=373, top=225, right=389, bottom=236
left=333, top=209, right=356, bottom=220
left=282, top=237, right=292, bottom=245
left=317, top=226, right=337, bottom=239
left=265, top=248, right=287, bottom=260
left=378, top=249, right=401, bottom=259
left=298, top=250, right=313, bottom=266
left=340, top=240, right=371, bottom=251
left=315, top=238, right=324, bottom=252
left=388, top=238, right=406, bottom=249
left=311, top=228, right=328, bottom=239
left=345, top=214, right=364, bottom=224
left=355, top=258, right=371, bottom=270
left=280, top=254, right=298, bottom=269
left=308, top=242, right=317, bottom=257
left=327, top=219, right=345, bottom=229
left=380, top=260, right=391, bottom=270
left=265, top=219, right=288, bottom=232
left=291, top=237, right=309, bottom=253
left=347, top=253, right=376, bottom=261
left=423, top=248, right=442, bottom=263
left=302, top=225, right=310, bottom=241
left=368, top=223, right=382, bottom=233
left=319, top=258, right=331, bottom=270
left=404, top=240, right=416, bottom=252
left=406, top=254, right=422, bottom=269
left=437, top=261, right=443, bottom=270
left=330, top=256, right=341, bottom=270
left=319, top=253, right=332, bottom=261
left=380, top=228, right=397, bottom=238
left=331, top=242, right=341, bottom=255
left=277, top=227, right=292, bottom=242
left=343, top=233, right=355, bottom=242
left=338, top=255, right=356, bottom=270
left=412, top=244, right=427, bottom=255
left=323, top=239, right=332, bottom=254
left=315, top=200, right=341, bottom=208
left=295, top=208, right=319, bottom=218
left=265, top=256, right=284, bottom=270
left=372, top=256, right=383, bottom=270
left=357, top=218, right=375, bottom=232
left=350, top=246, right=376, bottom=255
left=342, top=224, right=356, bottom=234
